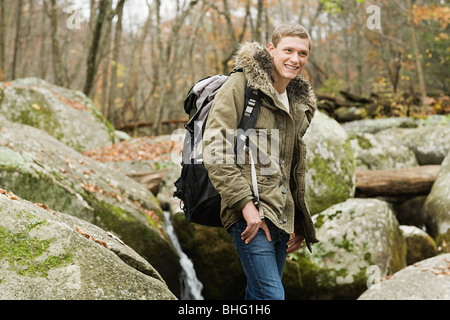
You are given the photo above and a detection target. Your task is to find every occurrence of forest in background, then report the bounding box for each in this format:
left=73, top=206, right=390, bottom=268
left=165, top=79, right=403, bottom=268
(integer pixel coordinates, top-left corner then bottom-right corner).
left=0, top=0, right=448, bottom=135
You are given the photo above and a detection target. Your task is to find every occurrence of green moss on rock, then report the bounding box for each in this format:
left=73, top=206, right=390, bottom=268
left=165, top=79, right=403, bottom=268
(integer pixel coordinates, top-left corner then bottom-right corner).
left=306, top=139, right=355, bottom=215
left=0, top=226, right=73, bottom=278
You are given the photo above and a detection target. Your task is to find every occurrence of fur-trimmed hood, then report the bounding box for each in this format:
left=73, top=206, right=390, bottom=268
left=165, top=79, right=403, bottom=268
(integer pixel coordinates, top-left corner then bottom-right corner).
left=234, top=41, right=316, bottom=110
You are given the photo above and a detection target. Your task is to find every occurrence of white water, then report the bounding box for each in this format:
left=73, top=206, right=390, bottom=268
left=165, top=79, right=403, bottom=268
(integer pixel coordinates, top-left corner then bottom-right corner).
left=163, top=211, right=204, bottom=300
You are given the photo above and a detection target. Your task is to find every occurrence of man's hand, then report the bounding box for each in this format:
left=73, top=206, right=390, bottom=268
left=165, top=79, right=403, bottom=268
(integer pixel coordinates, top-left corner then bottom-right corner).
left=241, top=200, right=271, bottom=244
left=286, top=234, right=304, bottom=254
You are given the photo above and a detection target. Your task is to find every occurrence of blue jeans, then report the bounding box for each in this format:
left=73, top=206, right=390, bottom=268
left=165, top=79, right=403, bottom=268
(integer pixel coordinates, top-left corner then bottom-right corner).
left=228, top=218, right=290, bottom=300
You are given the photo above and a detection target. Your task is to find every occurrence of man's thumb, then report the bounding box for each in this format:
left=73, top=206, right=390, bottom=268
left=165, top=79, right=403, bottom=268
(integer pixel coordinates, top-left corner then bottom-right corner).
left=261, top=221, right=272, bottom=242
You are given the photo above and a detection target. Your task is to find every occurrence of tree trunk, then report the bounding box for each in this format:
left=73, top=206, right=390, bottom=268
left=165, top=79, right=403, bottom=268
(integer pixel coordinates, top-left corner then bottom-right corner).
left=12, top=0, right=22, bottom=80
left=406, top=0, right=427, bottom=109
left=83, top=0, right=110, bottom=97
left=107, top=0, right=125, bottom=126
left=254, top=0, right=263, bottom=43
left=0, top=0, right=6, bottom=81
left=122, top=2, right=152, bottom=127
left=49, top=0, right=68, bottom=87
left=218, top=0, right=249, bottom=74
left=152, top=0, right=199, bottom=135
left=355, top=165, right=441, bottom=197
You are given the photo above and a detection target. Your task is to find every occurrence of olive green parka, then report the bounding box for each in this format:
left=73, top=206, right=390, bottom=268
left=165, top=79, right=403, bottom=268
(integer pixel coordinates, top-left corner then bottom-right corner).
left=203, top=41, right=319, bottom=251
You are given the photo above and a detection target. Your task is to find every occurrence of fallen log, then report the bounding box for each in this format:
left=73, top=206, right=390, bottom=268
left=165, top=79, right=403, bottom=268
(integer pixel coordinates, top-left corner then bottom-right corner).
left=127, top=169, right=169, bottom=196
left=355, top=165, right=441, bottom=198
left=339, top=90, right=372, bottom=103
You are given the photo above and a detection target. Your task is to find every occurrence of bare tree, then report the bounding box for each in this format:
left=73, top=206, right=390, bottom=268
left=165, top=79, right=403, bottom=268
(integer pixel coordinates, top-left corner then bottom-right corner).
left=0, top=0, right=6, bottom=81
left=47, top=0, right=69, bottom=87
left=255, top=0, right=264, bottom=43
left=83, top=0, right=112, bottom=97
left=12, top=0, right=23, bottom=80
left=107, top=0, right=125, bottom=125
left=213, top=0, right=250, bottom=74
left=121, top=2, right=153, bottom=126
left=406, top=0, right=427, bottom=107
left=152, top=0, right=200, bottom=134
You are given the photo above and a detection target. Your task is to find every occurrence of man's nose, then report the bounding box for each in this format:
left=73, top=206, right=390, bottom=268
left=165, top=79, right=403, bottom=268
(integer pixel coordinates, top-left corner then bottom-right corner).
left=290, top=54, right=300, bottom=64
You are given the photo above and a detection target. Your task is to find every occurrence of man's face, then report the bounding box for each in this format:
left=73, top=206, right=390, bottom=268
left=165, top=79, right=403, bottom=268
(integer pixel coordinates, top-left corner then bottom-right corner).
left=268, top=36, right=309, bottom=84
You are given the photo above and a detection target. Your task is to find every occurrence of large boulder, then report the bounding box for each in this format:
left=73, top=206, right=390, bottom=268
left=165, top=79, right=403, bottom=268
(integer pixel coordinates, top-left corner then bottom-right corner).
left=400, top=225, right=437, bottom=265
left=0, top=192, right=176, bottom=300
left=341, top=115, right=449, bottom=135
left=284, top=198, right=406, bottom=299
left=0, top=78, right=114, bottom=152
left=358, top=253, right=450, bottom=300
left=375, top=126, right=450, bottom=165
left=303, top=111, right=355, bottom=214
left=348, top=132, right=418, bottom=170
left=342, top=117, right=418, bottom=134
left=424, top=151, right=450, bottom=250
left=0, top=117, right=182, bottom=296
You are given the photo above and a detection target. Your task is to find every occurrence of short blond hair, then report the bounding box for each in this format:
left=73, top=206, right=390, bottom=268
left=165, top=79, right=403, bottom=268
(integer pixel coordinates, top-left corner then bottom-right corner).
left=271, top=22, right=311, bottom=50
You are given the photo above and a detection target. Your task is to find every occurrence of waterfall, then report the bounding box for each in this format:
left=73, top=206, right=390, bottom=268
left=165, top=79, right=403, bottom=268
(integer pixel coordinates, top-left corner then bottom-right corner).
left=163, top=211, right=204, bottom=300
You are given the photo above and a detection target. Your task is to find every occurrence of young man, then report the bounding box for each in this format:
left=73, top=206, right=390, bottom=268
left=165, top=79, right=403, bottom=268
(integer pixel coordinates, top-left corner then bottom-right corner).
left=203, top=23, right=318, bottom=300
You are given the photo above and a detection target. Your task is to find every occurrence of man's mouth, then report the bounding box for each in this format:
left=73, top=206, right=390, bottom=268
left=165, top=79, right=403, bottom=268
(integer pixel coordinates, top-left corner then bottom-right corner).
left=285, top=64, right=299, bottom=70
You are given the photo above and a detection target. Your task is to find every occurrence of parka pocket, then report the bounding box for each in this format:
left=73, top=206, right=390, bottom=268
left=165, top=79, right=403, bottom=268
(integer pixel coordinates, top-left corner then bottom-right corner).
left=241, top=169, right=287, bottom=220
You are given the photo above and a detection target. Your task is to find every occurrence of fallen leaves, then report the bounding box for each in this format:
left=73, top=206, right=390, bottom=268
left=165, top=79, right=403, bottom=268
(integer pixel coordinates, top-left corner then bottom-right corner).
left=83, top=137, right=177, bottom=163
left=34, top=202, right=59, bottom=215
left=35, top=202, right=50, bottom=210
left=414, top=258, right=450, bottom=278
left=0, top=188, right=19, bottom=200
left=79, top=182, right=124, bottom=203
left=65, top=156, right=75, bottom=169
left=51, top=90, right=87, bottom=111
left=1, top=188, right=59, bottom=215
left=133, top=199, right=159, bottom=222
left=76, top=225, right=110, bottom=249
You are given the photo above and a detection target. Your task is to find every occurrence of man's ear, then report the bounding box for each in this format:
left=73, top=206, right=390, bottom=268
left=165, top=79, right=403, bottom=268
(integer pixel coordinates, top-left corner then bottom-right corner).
left=268, top=42, right=275, bottom=58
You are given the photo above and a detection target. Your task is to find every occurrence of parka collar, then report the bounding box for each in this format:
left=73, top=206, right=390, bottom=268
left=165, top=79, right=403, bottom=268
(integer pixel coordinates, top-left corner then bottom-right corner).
left=234, top=41, right=316, bottom=111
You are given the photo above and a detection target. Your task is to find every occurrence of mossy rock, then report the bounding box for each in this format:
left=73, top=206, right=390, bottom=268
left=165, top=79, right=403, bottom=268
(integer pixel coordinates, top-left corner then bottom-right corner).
left=375, top=126, right=450, bottom=165
left=0, top=117, right=182, bottom=296
left=0, top=193, right=176, bottom=300
left=0, top=78, right=114, bottom=152
left=303, top=111, right=355, bottom=214
left=283, top=198, right=407, bottom=299
left=424, top=151, right=450, bottom=242
left=348, top=132, right=418, bottom=170
left=358, top=254, right=450, bottom=300
left=399, top=225, right=437, bottom=265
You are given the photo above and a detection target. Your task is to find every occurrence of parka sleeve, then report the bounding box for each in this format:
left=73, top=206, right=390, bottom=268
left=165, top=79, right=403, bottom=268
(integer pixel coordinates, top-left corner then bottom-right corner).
left=202, top=72, right=254, bottom=211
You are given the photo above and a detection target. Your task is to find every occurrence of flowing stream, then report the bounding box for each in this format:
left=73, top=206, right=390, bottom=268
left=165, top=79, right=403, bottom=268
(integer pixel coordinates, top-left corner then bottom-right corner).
left=163, top=211, right=204, bottom=300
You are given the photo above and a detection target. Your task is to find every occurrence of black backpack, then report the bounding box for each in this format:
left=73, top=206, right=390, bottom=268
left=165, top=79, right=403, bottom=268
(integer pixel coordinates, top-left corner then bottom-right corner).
left=173, top=69, right=262, bottom=227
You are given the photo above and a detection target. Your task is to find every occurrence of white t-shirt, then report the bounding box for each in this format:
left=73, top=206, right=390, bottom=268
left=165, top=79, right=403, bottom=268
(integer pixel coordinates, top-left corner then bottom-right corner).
left=275, top=90, right=290, bottom=113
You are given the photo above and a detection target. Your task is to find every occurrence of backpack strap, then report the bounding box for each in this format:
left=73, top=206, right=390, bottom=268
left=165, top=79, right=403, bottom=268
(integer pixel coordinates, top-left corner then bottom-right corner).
left=240, top=85, right=260, bottom=131
left=235, top=85, right=261, bottom=155
left=235, top=81, right=264, bottom=219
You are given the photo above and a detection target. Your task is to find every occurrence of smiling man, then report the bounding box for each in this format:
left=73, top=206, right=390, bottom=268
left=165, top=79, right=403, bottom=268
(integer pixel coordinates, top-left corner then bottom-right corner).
left=203, top=22, right=318, bottom=300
